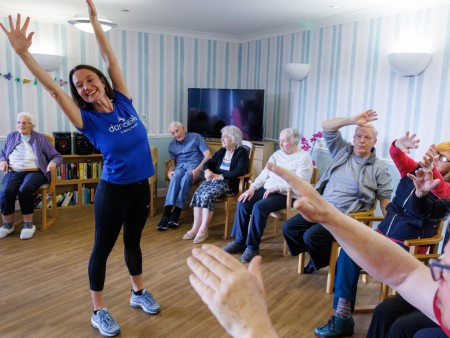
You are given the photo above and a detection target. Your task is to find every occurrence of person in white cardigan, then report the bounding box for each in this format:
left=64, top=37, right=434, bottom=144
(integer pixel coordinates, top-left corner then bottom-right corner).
left=223, top=128, right=313, bottom=262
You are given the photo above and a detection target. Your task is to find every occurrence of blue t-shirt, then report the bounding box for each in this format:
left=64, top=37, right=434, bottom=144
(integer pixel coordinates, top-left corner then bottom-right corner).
left=76, top=90, right=154, bottom=184
left=168, top=132, right=209, bottom=171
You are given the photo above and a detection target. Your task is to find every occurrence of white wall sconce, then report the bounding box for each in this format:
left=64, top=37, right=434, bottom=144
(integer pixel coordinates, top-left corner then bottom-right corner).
left=31, top=53, right=63, bottom=72
left=284, top=63, right=311, bottom=81
left=388, top=52, right=432, bottom=77
left=68, top=14, right=118, bottom=33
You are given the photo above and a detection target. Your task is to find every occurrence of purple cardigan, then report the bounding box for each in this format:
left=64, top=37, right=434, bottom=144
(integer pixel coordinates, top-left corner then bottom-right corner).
left=0, top=131, right=63, bottom=183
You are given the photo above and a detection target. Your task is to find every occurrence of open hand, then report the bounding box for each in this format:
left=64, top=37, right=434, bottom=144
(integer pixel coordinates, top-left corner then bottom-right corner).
left=352, top=109, right=378, bottom=126
left=395, top=131, right=420, bottom=154
left=407, top=168, right=440, bottom=198
left=187, top=244, right=276, bottom=338
left=419, top=144, right=438, bottom=170
left=0, top=14, right=34, bottom=55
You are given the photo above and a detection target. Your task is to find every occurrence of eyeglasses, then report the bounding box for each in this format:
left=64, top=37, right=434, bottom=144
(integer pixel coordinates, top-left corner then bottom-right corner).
left=354, top=134, right=374, bottom=141
left=428, top=256, right=450, bottom=281
left=16, top=121, right=31, bottom=126
left=438, top=153, right=450, bottom=163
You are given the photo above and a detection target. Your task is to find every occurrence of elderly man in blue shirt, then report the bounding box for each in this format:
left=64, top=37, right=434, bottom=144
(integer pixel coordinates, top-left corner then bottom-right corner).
left=158, top=121, right=211, bottom=231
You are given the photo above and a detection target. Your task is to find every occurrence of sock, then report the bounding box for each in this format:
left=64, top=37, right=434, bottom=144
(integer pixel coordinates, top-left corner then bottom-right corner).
left=23, top=221, right=33, bottom=228
left=3, top=221, right=13, bottom=228
left=172, top=207, right=182, bottom=217
left=336, top=298, right=352, bottom=318
left=163, top=205, right=173, bottom=217
left=132, top=289, right=143, bottom=295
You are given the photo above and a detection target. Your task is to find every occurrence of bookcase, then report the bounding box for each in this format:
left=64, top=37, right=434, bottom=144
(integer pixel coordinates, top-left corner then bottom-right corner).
left=55, top=154, right=104, bottom=208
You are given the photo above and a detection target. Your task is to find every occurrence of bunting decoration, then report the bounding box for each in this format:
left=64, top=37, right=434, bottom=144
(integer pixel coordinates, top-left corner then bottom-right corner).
left=0, top=71, right=67, bottom=86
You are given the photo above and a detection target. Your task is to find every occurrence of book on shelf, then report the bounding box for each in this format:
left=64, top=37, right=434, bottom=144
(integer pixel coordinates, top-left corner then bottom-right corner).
left=56, top=193, right=66, bottom=207
left=61, top=191, right=73, bottom=207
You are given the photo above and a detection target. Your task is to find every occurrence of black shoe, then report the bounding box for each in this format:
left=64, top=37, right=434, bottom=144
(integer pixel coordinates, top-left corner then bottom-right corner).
left=157, top=217, right=169, bottom=231
left=303, top=261, right=316, bottom=274
left=315, top=314, right=354, bottom=337
left=168, top=213, right=180, bottom=228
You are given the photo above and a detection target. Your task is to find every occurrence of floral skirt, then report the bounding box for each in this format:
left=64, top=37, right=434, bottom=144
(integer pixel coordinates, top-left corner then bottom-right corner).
left=190, top=180, right=230, bottom=211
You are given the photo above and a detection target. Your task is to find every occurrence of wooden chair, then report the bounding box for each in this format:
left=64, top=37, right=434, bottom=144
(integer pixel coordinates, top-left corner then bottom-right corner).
left=211, top=140, right=255, bottom=239
left=297, top=200, right=379, bottom=295
left=148, top=146, right=158, bottom=217
left=269, top=167, right=319, bottom=255
left=350, top=216, right=445, bottom=313
left=34, top=134, right=58, bottom=231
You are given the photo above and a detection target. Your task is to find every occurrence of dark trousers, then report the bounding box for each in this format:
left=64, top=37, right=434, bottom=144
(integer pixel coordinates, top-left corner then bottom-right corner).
left=282, top=213, right=334, bottom=269
left=333, top=249, right=361, bottom=311
left=231, top=188, right=287, bottom=250
left=0, top=171, right=47, bottom=215
left=367, top=294, right=443, bottom=338
left=88, top=179, right=150, bottom=291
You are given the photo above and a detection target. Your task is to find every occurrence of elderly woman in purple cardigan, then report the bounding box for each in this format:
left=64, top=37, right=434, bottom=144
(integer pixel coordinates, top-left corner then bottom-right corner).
left=0, top=112, right=62, bottom=240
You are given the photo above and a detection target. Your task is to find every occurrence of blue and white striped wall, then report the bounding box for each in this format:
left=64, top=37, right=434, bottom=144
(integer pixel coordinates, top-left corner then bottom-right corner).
left=1, top=3, right=450, bottom=165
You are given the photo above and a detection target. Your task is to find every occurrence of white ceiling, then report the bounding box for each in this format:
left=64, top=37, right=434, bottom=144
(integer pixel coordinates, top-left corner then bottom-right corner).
left=1, top=0, right=450, bottom=40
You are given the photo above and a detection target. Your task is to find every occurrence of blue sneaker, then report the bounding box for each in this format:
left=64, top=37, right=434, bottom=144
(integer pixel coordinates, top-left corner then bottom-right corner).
left=240, top=248, right=259, bottom=263
left=223, top=241, right=246, bottom=254
left=315, top=314, right=354, bottom=337
left=91, top=308, right=121, bottom=337
left=130, top=289, right=161, bottom=314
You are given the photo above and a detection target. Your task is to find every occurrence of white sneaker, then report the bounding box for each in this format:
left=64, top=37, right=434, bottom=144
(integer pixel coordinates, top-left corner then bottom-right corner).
left=0, top=224, right=15, bottom=238
left=20, top=224, right=36, bottom=240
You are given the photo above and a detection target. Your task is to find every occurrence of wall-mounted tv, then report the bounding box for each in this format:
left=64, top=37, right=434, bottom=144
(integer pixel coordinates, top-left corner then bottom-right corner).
left=187, top=88, right=265, bottom=142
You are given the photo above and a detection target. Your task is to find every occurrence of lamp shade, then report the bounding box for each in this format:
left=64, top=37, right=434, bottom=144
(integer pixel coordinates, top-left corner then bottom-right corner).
left=68, top=15, right=118, bottom=33
left=284, top=63, right=310, bottom=81
left=388, top=52, right=432, bottom=77
left=32, top=53, right=63, bottom=72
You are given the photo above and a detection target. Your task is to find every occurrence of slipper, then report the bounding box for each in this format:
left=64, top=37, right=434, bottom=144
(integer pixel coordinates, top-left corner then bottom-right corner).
left=182, top=231, right=196, bottom=240
left=193, top=233, right=209, bottom=244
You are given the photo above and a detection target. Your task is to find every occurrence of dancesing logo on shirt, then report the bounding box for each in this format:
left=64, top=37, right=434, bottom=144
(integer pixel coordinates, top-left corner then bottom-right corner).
left=109, top=115, right=138, bottom=133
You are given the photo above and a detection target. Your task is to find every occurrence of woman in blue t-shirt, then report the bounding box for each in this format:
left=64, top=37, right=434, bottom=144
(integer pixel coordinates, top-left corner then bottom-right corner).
left=1, top=1, right=158, bottom=336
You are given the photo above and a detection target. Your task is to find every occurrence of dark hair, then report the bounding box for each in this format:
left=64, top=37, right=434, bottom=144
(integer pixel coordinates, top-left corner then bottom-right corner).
left=69, top=65, right=115, bottom=111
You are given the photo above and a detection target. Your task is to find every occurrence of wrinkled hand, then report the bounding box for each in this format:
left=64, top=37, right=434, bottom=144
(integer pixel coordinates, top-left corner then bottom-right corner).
left=267, top=163, right=337, bottom=224
left=407, top=168, right=440, bottom=198
left=0, top=161, right=8, bottom=173
left=238, top=187, right=255, bottom=202
left=263, top=187, right=279, bottom=199
left=352, top=109, right=378, bottom=126
left=204, top=169, right=214, bottom=181
left=46, top=162, right=56, bottom=172
left=187, top=244, right=277, bottom=338
left=419, top=144, right=438, bottom=170
left=0, top=14, right=34, bottom=55
left=395, top=131, right=420, bottom=154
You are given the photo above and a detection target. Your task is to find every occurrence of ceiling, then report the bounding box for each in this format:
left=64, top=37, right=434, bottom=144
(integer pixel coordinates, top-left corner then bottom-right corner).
left=2, top=0, right=450, bottom=40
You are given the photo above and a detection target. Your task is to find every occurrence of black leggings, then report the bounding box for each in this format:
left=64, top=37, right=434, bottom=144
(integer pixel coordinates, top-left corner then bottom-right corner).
left=88, top=179, right=150, bottom=291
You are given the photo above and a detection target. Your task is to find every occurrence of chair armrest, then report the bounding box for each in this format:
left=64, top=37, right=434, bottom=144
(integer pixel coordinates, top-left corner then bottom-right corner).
left=404, top=235, right=443, bottom=247
left=353, top=216, right=384, bottom=222
left=238, top=173, right=253, bottom=194
left=48, top=167, right=57, bottom=193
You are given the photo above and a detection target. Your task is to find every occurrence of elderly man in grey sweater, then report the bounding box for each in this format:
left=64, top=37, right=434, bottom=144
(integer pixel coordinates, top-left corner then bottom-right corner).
left=282, top=109, right=392, bottom=273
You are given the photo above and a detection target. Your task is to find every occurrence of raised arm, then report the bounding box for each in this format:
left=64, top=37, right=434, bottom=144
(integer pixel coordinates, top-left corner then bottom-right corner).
left=266, top=163, right=438, bottom=322
left=322, top=109, right=378, bottom=131
left=0, top=15, right=82, bottom=128
left=86, top=0, right=129, bottom=98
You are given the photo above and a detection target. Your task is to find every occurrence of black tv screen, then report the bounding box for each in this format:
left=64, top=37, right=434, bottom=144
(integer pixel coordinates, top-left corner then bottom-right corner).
left=187, top=88, right=264, bottom=141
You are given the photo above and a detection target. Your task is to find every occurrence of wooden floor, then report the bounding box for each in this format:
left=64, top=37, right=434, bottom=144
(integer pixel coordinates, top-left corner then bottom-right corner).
left=0, top=198, right=380, bottom=338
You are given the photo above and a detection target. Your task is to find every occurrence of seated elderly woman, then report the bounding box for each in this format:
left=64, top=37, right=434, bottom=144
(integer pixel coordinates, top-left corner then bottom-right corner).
left=0, top=112, right=63, bottom=240
left=223, top=128, right=313, bottom=263
left=182, top=125, right=249, bottom=244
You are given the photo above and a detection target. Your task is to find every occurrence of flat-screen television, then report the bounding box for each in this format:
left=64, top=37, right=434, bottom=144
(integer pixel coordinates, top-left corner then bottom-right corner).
left=187, top=88, right=265, bottom=141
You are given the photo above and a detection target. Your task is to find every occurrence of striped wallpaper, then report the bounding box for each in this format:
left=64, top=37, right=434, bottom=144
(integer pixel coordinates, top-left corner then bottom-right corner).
left=1, top=4, right=450, bottom=162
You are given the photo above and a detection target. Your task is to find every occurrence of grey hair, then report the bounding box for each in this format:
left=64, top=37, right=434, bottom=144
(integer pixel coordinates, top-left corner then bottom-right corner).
left=355, top=124, right=378, bottom=138
left=279, top=128, right=300, bottom=145
left=221, top=125, right=242, bottom=147
left=18, top=112, right=35, bottom=128
left=168, top=121, right=184, bottom=132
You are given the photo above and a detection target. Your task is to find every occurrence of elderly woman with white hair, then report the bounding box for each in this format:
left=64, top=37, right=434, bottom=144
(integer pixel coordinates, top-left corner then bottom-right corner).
left=223, top=128, right=313, bottom=263
left=0, top=112, right=62, bottom=240
left=183, top=125, right=250, bottom=243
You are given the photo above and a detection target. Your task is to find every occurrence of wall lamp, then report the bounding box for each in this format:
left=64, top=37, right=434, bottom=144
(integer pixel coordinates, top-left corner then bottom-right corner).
left=388, top=52, right=432, bottom=77
left=68, top=14, right=118, bottom=33
left=31, top=53, right=63, bottom=72
left=284, top=63, right=311, bottom=81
